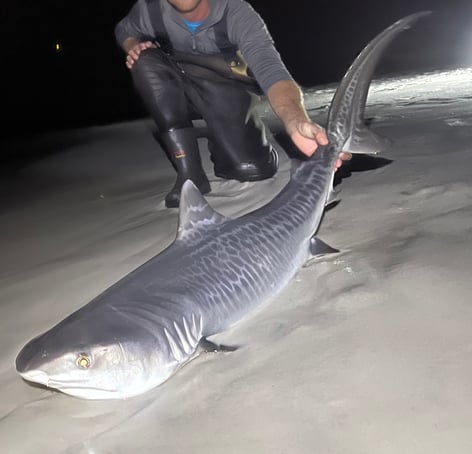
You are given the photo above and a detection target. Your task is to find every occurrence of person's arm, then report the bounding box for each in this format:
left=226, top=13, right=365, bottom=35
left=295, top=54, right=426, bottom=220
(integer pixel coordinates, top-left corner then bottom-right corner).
left=267, top=80, right=327, bottom=156
left=227, top=1, right=348, bottom=165
left=228, top=1, right=350, bottom=165
left=115, top=0, right=155, bottom=45
left=267, top=80, right=351, bottom=167
left=115, top=0, right=157, bottom=68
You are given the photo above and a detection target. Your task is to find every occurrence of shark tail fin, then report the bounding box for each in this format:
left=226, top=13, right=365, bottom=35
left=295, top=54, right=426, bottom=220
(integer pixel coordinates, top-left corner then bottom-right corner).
left=326, top=11, right=432, bottom=154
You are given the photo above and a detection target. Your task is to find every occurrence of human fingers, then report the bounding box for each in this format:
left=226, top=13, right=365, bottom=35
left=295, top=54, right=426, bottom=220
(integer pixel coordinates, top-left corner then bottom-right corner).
left=141, top=41, right=154, bottom=50
left=126, top=48, right=141, bottom=68
left=126, top=42, right=155, bottom=69
left=126, top=54, right=137, bottom=69
left=334, top=152, right=353, bottom=171
left=290, top=129, right=320, bottom=157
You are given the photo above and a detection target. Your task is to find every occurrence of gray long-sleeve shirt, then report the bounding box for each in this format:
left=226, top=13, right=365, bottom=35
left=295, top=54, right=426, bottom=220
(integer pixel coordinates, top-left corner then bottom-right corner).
left=114, top=0, right=294, bottom=93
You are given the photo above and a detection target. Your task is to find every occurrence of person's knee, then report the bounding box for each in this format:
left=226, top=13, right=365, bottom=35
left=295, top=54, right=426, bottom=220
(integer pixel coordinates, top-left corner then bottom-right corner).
left=130, top=48, right=191, bottom=130
left=131, top=48, right=171, bottom=75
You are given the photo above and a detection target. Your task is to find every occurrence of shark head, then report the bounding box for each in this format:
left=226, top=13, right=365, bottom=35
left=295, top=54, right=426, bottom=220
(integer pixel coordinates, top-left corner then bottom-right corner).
left=15, top=304, right=179, bottom=400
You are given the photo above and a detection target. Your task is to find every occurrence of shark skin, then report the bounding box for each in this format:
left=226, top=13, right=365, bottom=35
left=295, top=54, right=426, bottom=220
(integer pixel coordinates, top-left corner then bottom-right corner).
left=15, top=12, right=431, bottom=400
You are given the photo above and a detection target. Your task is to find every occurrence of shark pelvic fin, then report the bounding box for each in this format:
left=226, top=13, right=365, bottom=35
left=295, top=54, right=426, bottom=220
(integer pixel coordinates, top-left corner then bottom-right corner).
left=342, top=126, right=392, bottom=155
left=177, top=180, right=228, bottom=242
left=198, top=337, right=238, bottom=353
left=309, top=236, right=339, bottom=258
left=326, top=188, right=341, bottom=207
left=325, top=172, right=341, bottom=207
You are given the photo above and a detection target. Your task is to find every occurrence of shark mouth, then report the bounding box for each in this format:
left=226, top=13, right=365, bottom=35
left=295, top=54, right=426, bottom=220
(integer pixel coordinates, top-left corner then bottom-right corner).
left=19, top=370, right=50, bottom=387
left=18, top=370, right=124, bottom=399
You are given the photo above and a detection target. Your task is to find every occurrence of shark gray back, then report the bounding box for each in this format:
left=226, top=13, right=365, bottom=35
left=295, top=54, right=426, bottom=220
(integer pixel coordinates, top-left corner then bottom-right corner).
left=15, top=12, right=431, bottom=400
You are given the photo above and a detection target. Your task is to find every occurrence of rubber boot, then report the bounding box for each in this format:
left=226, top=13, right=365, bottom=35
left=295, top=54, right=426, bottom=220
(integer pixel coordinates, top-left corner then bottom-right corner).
left=158, top=128, right=211, bottom=208
left=213, top=145, right=279, bottom=181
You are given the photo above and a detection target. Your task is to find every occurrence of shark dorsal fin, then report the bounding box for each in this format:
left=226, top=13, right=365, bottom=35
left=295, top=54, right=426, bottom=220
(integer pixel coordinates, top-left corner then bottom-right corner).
left=177, top=180, right=228, bottom=242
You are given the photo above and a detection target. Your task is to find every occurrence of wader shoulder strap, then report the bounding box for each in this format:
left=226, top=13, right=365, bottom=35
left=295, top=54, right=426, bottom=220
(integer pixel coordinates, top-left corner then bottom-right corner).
left=212, top=8, right=238, bottom=61
left=145, top=0, right=173, bottom=54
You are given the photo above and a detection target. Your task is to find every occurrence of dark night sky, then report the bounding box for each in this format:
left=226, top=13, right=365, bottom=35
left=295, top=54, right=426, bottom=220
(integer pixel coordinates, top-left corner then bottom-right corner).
left=1, top=0, right=472, bottom=140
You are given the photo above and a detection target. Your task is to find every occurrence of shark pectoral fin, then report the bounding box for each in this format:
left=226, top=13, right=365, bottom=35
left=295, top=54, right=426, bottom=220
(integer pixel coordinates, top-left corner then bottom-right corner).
left=343, top=127, right=392, bottom=155
left=198, top=338, right=238, bottom=354
left=307, top=237, right=339, bottom=262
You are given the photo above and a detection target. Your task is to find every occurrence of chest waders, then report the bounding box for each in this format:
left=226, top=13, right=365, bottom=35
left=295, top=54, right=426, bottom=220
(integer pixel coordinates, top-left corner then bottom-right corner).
left=130, top=0, right=278, bottom=208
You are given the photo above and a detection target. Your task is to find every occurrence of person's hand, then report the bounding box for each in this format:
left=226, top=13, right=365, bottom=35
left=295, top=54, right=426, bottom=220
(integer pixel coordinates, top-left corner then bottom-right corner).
left=290, top=120, right=352, bottom=169
left=125, top=41, right=156, bottom=69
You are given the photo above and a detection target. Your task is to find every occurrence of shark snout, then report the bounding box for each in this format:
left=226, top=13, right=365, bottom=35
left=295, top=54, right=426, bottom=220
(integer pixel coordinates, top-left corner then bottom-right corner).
left=16, top=338, right=52, bottom=387
left=15, top=335, right=47, bottom=374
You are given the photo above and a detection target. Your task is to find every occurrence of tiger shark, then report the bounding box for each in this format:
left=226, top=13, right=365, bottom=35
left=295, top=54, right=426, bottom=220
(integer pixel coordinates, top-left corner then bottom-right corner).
left=15, top=12, right=430, bottom=400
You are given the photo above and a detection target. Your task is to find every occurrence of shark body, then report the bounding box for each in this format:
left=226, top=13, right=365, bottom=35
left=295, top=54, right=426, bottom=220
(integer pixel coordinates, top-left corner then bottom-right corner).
left=16, top=12, right=430, bottom=399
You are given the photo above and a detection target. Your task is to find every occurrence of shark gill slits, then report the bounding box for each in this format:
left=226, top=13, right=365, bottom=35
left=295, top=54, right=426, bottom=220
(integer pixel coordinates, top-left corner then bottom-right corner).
left=76, top=353, right=92, bottom=369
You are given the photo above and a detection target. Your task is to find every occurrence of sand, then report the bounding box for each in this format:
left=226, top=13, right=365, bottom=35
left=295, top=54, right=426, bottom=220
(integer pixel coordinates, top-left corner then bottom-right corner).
left=1, top=67, right=472, bottom=453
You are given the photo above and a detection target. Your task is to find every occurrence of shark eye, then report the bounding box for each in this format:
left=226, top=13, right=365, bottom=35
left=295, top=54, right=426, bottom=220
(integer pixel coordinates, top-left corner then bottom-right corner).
left=76, top=353, right=92, bottom=369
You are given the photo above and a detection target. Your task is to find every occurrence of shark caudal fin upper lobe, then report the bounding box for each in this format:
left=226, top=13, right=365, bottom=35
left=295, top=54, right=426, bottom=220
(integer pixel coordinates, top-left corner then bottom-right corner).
left=326, top=11, right=432, bottom=154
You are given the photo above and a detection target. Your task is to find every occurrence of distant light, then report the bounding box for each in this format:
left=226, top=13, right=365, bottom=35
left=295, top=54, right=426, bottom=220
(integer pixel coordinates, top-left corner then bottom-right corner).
left=55, top=43, right=62, bottom=52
